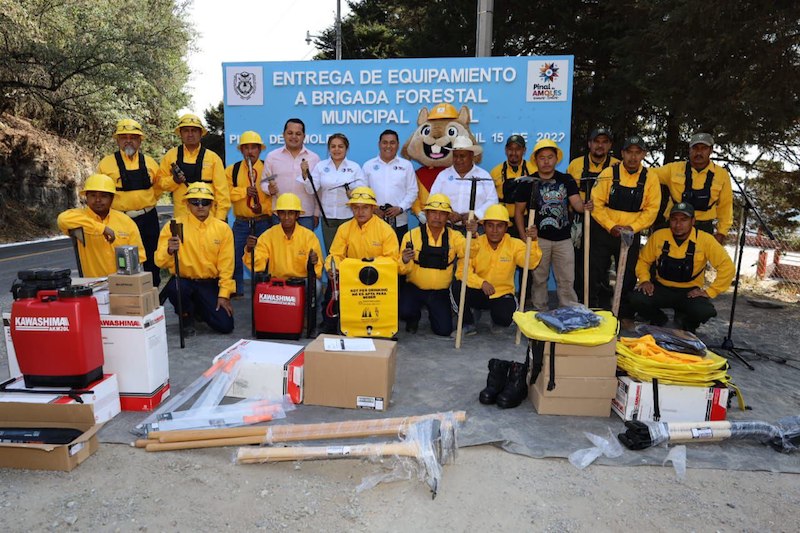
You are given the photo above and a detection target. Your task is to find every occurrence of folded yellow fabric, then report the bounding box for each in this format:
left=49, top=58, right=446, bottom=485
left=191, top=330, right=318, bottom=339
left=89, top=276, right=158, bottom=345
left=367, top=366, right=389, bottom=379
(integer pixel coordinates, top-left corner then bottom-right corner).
left=513, top=310, right=618, bottom=346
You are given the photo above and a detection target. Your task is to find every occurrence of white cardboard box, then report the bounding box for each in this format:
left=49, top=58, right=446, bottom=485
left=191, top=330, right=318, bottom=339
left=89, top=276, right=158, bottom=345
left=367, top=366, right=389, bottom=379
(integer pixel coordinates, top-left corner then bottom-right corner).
left=0, top=374, right=121, bottom=423
left=612, top=375, right=729, bottom=422
left=213, top=339, right=304, bottom=403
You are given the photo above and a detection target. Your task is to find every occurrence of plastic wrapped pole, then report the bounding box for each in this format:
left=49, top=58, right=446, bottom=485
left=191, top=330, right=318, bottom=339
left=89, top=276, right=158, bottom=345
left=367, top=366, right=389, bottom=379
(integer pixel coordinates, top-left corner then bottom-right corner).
left=190, top=354, right=242, bottom=410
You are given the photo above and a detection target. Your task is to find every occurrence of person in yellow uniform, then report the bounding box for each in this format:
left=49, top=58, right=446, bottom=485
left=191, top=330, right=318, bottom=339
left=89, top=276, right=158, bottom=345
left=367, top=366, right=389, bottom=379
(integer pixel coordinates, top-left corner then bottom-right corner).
left=242, top=193, right=322, bottom=282
left=322, top=186, right=399, bottom=332
left=155, top=183, right=235, bottom=335
left=630, top=202, right=734, bottom=333
left=452, top=204, right=541, bottom=335
left=399, top=194, right=469, bottom=337
left=490, top=135, right=534, bottom=238
left=650, top=133, right=733, bottom=243
left=57, top=174, right=145, bottom=277
left=590, top=135, right=661, bottom=326
left=96, top=118, right=162, bottom=285
left=226, top=131, right=274, bottom=296
left=158, top=113, right=230, bottom=221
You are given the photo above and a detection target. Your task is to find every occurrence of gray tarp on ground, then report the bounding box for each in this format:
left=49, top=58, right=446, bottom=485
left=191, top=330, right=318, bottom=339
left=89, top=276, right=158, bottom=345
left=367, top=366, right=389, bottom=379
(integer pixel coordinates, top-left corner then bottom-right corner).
left=3, top=291, right=799, bottom=473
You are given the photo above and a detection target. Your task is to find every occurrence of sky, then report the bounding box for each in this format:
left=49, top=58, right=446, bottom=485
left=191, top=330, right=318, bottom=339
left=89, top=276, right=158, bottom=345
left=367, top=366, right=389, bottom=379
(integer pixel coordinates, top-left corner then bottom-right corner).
left=183, top=0, right=350, bottom=114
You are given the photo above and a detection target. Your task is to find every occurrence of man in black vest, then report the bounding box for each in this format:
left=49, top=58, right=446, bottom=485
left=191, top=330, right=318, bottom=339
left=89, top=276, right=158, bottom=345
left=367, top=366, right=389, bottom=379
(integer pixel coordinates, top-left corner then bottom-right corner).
left=590, top=136, right=661, bottom=327
left=96, top=118, right=161, bottom=285
left=398, top=193, right=470, bottom=338
left=490, top=134, right=533, bottom=238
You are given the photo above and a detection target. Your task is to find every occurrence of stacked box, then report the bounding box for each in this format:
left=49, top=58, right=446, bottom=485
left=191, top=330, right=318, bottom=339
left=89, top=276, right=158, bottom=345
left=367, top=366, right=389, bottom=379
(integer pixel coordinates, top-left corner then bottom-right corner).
left=612, top=375, right=729, bottom=422
left=108, top=272, right=155, bottom=316
left=529, top=339, right=617, bottom=417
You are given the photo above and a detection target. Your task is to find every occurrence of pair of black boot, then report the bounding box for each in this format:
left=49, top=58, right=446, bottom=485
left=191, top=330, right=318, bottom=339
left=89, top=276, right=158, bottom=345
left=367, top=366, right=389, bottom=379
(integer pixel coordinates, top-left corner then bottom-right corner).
left=479, top=359, right=529, bottom=409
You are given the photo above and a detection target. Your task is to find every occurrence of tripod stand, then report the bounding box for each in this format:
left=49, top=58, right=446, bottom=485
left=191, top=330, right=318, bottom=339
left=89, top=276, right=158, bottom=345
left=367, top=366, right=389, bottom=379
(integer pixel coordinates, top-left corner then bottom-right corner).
left=718, top=166, right=775, bottom=370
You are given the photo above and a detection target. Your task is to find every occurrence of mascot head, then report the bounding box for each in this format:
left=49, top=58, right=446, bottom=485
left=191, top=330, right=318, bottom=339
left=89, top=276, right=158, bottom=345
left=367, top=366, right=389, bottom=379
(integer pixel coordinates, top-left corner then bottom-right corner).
left=401, top=103, right=480, bottom=168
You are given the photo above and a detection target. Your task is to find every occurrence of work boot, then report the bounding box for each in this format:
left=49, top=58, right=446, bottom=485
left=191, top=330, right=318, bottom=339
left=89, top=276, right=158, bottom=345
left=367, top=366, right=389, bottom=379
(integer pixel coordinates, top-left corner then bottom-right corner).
left=405, top=320, right=419, bottom=334
left=479, top=359, right=511, bottom=405
left=496, top=361, right=529, bottom=409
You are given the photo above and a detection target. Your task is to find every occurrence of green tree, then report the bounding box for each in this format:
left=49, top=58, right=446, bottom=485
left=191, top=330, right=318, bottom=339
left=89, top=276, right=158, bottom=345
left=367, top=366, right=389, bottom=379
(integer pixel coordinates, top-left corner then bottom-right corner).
left=202, top=101, right=225, bottom=163
left=746, top=161, right=800, bottom=239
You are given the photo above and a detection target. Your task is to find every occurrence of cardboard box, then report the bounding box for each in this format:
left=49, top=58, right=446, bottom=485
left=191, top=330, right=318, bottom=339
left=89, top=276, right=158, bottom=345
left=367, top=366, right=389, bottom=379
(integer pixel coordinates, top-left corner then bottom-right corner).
left=119, top=382, right=171, bottom=412
left=532, top=373, right=617, bottom=400
left=213, top=339, right=304, bottom=403
left=531, top=386, right=612, bottom=417
left=538, top=339, right=617, bottom=358
left=303, top=335, right=397, bottom=410
left=108, top=272, right=153, bottom=294
left=109, top=293, right=153, bottom=316
left=612, top=375, right=729, bottom=422
left=529, top=370, right=616, bottom=417
left=0, top=402, right=101, bottom=471
left=0, top=374, right=121, bottom=423
left=541, top=352, right=618, bottom=378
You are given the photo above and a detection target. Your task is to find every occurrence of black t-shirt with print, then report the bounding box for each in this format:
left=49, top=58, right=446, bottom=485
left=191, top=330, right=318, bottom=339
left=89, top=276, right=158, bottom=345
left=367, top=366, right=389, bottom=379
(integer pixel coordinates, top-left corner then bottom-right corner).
left=514, top=170, right=579, bottom=241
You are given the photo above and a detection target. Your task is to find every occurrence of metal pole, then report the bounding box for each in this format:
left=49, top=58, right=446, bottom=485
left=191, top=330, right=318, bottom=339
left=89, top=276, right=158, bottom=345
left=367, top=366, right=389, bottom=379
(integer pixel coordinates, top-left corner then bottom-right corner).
left=475, top=0, right=494, bottom=57
left=335, top=0, right=342, bottom=61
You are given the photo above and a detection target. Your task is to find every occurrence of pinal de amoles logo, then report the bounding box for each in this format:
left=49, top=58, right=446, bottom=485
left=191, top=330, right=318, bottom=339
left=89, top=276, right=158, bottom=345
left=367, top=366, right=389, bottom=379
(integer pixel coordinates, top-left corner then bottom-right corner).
left=539, top=63, right=559, bottom=83
left=234, top=71, right=256, bottom=100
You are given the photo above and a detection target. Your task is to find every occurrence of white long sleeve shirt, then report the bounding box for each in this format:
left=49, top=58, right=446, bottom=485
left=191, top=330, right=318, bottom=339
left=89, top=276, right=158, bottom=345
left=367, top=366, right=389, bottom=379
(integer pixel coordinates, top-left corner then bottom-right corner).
left=429, top=164, right=498, bottom=221
left=362, top=155, right=418, bottom=227
left=297, top=157, right=366, bottom=220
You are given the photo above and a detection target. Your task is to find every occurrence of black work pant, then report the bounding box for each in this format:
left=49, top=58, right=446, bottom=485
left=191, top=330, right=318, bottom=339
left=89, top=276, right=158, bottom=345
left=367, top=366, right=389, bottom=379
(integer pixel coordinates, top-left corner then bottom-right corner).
left=587, top=219, right=640, bottom=319
left=133, top=208, right=161, bottom=287
left=628, top=282, right=716, bottom=333
left=399, top=283, right=453, bottom=336
left=450, top=280, right=517, bottom=327
left=165, top=277, right=234, bottom=334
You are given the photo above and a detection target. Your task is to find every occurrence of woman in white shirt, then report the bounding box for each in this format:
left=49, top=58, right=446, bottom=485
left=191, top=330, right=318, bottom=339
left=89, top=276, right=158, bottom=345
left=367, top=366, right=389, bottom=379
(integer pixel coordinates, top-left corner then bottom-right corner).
left=299, top=133, right=366, bottom=251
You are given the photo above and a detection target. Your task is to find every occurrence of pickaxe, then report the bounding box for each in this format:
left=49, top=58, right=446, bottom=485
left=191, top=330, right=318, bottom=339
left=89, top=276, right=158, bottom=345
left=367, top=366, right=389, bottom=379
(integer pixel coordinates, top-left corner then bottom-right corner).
left=611, top=228, right=635, bottom=317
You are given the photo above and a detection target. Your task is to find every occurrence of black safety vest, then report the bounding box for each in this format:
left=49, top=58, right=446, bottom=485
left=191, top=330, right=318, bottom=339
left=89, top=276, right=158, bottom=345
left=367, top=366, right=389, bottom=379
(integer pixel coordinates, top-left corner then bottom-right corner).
left=608, top=165, right=647, bottom=213
left=676, top=162, right=716, bottom=212
left=581, top=155, right=612, bottom=194
left=177, top=145, right=210, bottom=184
left=414, top=225, right=452, bottom=270
left=231, top=160, right=264, bottom=187
left=657, top=230, right=703, bottom=283
left=114, top=152, right=151, bottom=191
left=499, top=160, right=530, bottom=203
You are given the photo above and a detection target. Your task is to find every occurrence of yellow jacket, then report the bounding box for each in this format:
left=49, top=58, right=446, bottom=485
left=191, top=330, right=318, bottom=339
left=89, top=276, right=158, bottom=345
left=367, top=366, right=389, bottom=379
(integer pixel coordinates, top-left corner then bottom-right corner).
left=490, top=160, right=536, bottom=218
left=225, top=159, right=273, bottom=218
left=457, top=233, right=541, bottom=298
left=155, top=215, right=235, bottom=298
left=158, top=145, right=230, bottom=220
left=97, top=151, right=161, bottom=213
left=325, top=215, right=399, bottom=271
left=650, top=161, right=733, bottom=235
left=399, top=226, right=470, bottom=290
left=566, top=154, right=621, bottom=201
left=57, top=208, right=145, bottom=277
left=592, top=165, right=661, bottom=233
left=636, top=227, right=734, bottom=298
left=243, top=224, right=323, bottom=279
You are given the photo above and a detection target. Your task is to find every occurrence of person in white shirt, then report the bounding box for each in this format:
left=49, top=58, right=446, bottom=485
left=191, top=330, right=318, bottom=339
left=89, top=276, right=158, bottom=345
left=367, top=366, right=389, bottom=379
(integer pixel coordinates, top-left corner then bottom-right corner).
left=362, top=129, right=418, bottom=242
left=299, top=133, right=366, bottom=251
left=429, top=136, right=497, bottom=233
left=262, top=118, right=321, bottom=231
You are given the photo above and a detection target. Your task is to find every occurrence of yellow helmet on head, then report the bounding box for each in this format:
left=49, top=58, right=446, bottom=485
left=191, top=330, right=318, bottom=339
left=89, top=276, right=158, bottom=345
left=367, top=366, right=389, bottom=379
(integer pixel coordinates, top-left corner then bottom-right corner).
left=174, top=113, right=208, bottom=136
left=238, top=131, right=266, bottom=150
left=481, top=204, right=511, bottom=225
left=427, top=102, right=459, bottom=120
left=346, top=186, right=378, bottom=207
left=184, top=183, right=215, bottom=201
left=275, top=193, right=304, bottom=213
left=531, top=138, right=563, bottom=164
left=423, top=193, right=453, bottom=213
left=113, top=118, right=144, bottom=138
left=81, top=174, right=116, bottom=195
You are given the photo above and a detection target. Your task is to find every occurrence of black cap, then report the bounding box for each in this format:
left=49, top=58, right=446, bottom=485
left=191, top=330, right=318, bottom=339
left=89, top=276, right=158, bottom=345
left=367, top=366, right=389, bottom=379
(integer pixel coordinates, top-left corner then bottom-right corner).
left=588, top=128, right=613, bottom=141
left=670, top=202, right=695, bottom=217
left=505, top=134, right=526, bottom=148
left=622, top=135, right=647, bottom=151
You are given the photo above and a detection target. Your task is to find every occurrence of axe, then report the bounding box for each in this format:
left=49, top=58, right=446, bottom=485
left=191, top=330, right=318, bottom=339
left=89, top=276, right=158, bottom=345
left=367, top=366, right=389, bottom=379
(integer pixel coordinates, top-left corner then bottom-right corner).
left=515, top=176, right=540, bottom=345
left=67, top=227, right=85, bottom=277
left=611, top=228, right=635, bottom=317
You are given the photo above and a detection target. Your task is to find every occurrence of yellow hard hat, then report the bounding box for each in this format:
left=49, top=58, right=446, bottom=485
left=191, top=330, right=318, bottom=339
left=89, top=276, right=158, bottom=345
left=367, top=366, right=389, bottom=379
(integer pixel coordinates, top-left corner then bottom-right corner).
left=427, top=102, right=459, bottom=120
left=346, top=186, right=378, bottom=207
left=174, top=113, right=208, bottom=136
left=275, top=193, right=304, bottom=213
left=238, top=130, right=266, bottom=150
left=81, top=174, right=116, bottom=195
left=113, top=118, right=144, bottom=138
left=531, top=138, right=563, bottom=164
left=481, top=204, right=511, bottom=225
left=184, top=183, right=215, bottom=201
left=423, top=193, right=453, bottom=213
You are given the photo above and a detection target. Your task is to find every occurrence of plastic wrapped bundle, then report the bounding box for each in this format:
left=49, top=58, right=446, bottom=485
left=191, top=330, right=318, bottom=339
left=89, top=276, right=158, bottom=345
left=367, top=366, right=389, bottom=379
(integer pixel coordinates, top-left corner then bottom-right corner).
left=535, top=305, right=602, bottom=334
left=634, top=325, right=707, bottom=355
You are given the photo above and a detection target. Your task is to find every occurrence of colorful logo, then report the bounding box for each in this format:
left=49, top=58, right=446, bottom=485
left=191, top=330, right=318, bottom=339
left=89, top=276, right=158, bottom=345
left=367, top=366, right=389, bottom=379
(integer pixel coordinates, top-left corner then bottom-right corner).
left=539, top=63, right=559, bottom=83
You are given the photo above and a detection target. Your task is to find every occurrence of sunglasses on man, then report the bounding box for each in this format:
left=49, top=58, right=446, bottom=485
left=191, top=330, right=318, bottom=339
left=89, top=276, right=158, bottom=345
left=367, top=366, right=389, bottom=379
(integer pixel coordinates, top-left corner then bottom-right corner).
left=188, top=199, right=212, bottom=207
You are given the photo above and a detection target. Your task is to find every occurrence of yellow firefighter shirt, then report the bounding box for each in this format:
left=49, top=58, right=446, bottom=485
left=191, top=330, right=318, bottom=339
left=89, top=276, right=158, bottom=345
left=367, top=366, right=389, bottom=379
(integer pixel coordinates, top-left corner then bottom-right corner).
left=490, top=160, right=536, bottom=218
left=636, top=227, right=734, bottom=298
left=399, top=226, right=470, bottom=290
left=158, top=145, right=230, bottom=221
left=226, top=159, right=273, bottom=218
left=243, top=224, right=323, bottom=279
left=566, top=155, right=621, bottom=201
left=325, top=215, right=399, bottom=271
left=457, top=233, right=542, bottom=298
left=57, top=208, right=145, bottom=277
left=96, top=151, right=161, bottom=212
left=591, top=165, right=661, bottom=233
left=154, top=215, right=235, bottom=298
left=650, top=161, right=733, bottom=235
